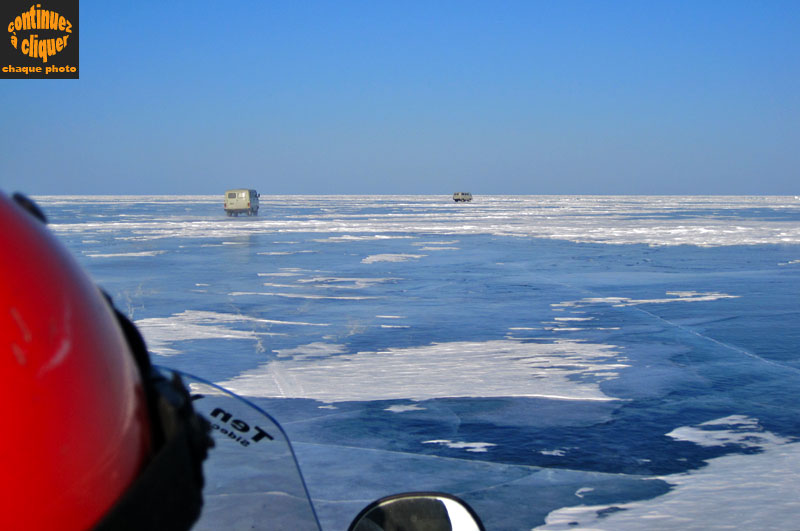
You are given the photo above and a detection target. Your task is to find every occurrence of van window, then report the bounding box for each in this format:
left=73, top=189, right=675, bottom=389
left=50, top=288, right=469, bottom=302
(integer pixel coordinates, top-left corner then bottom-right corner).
left=239, top=192, right=246, bottom=198
left=228, top=193, right=236, bottom=199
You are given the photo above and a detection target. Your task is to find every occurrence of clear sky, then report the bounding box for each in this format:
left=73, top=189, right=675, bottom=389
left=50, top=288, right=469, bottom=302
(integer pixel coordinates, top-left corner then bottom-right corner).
left=1, top=0, right=798, bottom=195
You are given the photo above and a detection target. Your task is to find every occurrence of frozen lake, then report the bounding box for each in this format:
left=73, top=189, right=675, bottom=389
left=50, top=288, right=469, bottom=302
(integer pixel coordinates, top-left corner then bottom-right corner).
left=37, top=195, right=800, bottom=530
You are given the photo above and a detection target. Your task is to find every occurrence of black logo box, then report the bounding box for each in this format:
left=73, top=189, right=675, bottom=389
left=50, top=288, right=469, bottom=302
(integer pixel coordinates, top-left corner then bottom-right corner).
left=1, top=0, right=79, bottom=79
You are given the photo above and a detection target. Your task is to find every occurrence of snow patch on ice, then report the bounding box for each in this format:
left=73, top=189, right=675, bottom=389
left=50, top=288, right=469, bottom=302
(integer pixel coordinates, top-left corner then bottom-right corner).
left=230, top=292, right=377, bottom=300
left=361, top=253, right=426, bottom=263
left=136, top=310, right=327, bottom=355
left=423, top=440, right=497, bottom=453
left=257, top=250, right=316, bottom=256
left=411, top=240, right=460, bottom=246
left=214, top=339, right=628, bottom=402
left=385, top=404, right=426, bottom=413
left=84, top=250, right=166, bottom=258
left=553, top=291, right=739, bottom=309
left=274, top=342, right=347, bottom=360
left=540, top=449, right=568, bottom=457
left=666, top=415, right=791, bottom=448
left=296, top=277, right=399, bottom=289
left=537, top=419, right=800, bottom=530
left=313, top=235, right=415, bottom=242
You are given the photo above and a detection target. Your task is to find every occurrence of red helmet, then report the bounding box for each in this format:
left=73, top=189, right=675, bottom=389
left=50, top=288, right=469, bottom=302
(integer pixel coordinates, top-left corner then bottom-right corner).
left=0, top=191, right=153, bottom=529
left=1, top=192, right=212, bottom=530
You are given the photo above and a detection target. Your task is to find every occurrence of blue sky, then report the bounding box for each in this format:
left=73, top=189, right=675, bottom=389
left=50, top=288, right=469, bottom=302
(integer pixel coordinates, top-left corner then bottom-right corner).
left=2, top=1, right=798, bottom=195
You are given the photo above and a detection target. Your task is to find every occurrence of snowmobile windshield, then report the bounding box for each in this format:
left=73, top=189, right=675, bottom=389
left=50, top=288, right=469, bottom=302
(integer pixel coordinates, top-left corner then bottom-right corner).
left=169, top=369, right=322, bottom=531
left=101, top=305, right=320, bottom=530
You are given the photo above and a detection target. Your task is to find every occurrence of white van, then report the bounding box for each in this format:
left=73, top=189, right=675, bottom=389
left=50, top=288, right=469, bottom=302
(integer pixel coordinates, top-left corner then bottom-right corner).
left=224, top=189, right=260, bottom=216
left=453, top=192, right=473, bottom=202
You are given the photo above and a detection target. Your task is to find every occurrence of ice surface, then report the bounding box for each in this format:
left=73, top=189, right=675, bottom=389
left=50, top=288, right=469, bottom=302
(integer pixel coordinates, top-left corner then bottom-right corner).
left=34, top=195, right=800, bottom=530
left=43, top=194, right=800, bottom=247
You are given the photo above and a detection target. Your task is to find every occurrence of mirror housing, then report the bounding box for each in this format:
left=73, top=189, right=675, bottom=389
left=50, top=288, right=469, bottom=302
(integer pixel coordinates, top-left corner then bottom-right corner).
left=349, top=492, right=485, bottom=531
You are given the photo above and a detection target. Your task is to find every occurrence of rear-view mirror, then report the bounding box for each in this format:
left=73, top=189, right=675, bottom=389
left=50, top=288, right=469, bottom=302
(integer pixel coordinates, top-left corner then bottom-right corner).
left=348, top=492, right=485, bottom=531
